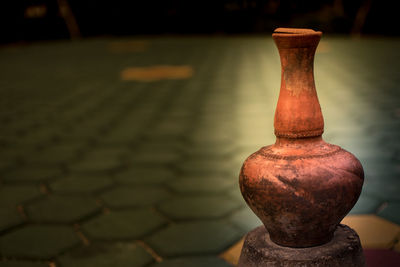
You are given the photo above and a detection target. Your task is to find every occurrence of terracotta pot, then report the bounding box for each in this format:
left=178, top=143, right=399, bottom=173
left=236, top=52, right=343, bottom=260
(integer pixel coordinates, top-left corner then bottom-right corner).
left=239, top=28, right=364, bottom=248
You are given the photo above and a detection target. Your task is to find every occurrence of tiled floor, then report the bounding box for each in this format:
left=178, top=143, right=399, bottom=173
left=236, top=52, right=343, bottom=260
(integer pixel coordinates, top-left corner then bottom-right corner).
left=0, top=36, right=399, bottom=266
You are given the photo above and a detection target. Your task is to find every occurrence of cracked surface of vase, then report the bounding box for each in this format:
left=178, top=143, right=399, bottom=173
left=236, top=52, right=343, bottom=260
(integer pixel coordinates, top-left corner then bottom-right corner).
left=239, top=28, right=364, bottom=248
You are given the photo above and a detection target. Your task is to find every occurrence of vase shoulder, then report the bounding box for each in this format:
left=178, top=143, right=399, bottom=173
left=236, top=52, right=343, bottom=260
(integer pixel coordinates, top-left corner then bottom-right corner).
left=258, top=139, right=341, bottom=160
left=242, top=139, right=364, bottom=184
left=243, top=138, right=364, bottom=182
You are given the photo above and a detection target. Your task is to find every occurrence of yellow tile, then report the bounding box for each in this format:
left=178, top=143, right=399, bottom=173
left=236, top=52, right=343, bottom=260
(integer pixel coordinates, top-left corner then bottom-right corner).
left=108, top=41, right=148, bottom=53
left=341, top=215, right=400, bottom=249
left=219, top=238, right=244, bottom=266
left=121, top=65, right=193, bottom=81
left=316, top=41, right=331, bottom=53
left=393, top=232, right=400, bottom=252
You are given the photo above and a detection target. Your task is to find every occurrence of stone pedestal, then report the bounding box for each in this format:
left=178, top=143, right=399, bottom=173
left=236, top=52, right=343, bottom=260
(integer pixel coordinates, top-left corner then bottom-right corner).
left=238, top=224, right=365, bottom=267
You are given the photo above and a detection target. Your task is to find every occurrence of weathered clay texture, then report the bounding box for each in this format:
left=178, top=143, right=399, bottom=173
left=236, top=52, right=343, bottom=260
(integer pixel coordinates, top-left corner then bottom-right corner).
left=239, top=28, right=364, bottom=248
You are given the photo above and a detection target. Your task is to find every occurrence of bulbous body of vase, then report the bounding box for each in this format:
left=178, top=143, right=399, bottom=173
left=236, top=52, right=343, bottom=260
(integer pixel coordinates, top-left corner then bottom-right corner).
left=239, top=28, right=364, bottom=248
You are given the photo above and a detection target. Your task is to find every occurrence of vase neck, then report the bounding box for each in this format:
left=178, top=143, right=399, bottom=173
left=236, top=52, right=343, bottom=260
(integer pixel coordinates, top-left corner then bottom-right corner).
left=272, top=28, right=324, bottom=139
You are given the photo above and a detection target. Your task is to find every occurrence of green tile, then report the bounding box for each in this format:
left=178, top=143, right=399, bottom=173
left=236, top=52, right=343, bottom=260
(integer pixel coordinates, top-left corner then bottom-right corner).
left=57, top=242, right=153, bottom=267
left=133, top=143, right=182, bottom=156
left=179, top=159, right=234, bottom=174
left=142, top=131, right=185, bottom=143
left=26, top=195, right=100, bottom=223
left=0, top=207, right=24, bottom=232
left=148, top=122, right=187, bottom=137
left=0, top=261, right=48, bottom=267
left=362, top=178, right=400, bottom=201
left=188, top=130, right=234, bottom=144
left=0, top=185, right=41, bottom=206
left=23, top=144, right=81, bottom=164
left=349, top=194, right=383, bottom=214
left=54, top=129, right=96, bottom=142
left=81, top=209, right=167, bottom=241
left=182, top=142, right=235, bottom=157
left=100, top=186, right=170, bottom=208
left=126, top=150, right=180, bottom=165
left=145, top=220, right=241, bottom=256
left=69, top=158, right=122, bottom=172
left=2, top=167, right=63, bottom=183
left=149, top=257, right=232, bottom=267
left=377, top=202, right=400, bottom=225
left=17, top=129, right=55, bottom=147
left=84, top=148, right=128, bottom=159
left=226, top=184, right=246, bottom=203
left=167, top=175, right=236, bottom=194
left=69, top=148, right=126, bottom=172
left=159, top=195, right=241, bottom=220
left=0, top=161, right=14, bottom=172
left=361, top=161, right=400, bottom=179
left=114, top=168, right=175, bottom=185
left=99, top=132, right=139, bottom=144
left=0, top=225, right=80, bottom=259
left=229, top=207, right=262, bottom=234
left=0, top=144, right=41, bottom=160
left=50, top=175, right=113, bottom=194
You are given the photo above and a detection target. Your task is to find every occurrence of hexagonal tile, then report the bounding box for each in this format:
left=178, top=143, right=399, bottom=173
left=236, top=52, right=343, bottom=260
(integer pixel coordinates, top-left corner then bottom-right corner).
left=179, top=159, right=234, bottom=174
left=114, top=168, right=175, bottom=185
left=0, top=207, right=24, bottom=232
left=167, top=175, right=236, bottom=194
left=349, top=194, right=383, bottom=214
left=377, top=202, right=400, bottom=225
left=69, top=148, right=125, bottom=172
left=26, top=195, right=100, bottom=223
left=0, top=225, right=80, bottom=259
left=362, top=161, right=400, bottom=179
left=57, top=242, right=153, bottom=267
left=100, top=127, right=141, bottom=144
left=92, top=147, right=130, bottom=158
left=158, top=195, right=241, bottom=220
left=229, top=207, right=262, bottom=234
left=55, top=127, right=96, bottom=142
left=188, top=135, right=234, bottom=147
left=50, top=175, right=113, bottom=194
left=145, top=220, right=241, bottom=256
left=395, top=233, right=400, bottom=252
left=81, top=209, right=167, bottom=241
left=362, top=178, right=400, bottom=201
left=0, top=260, right=48, bottom=267
left=100, top=186, right=170, bottom=208
left=181, top=142, right=235, bottom=157
left=18, top=127, right=56, bottom=145
left=149, top=256, right=232, bottom=267
left=219, top=238, right=244, bottom=266
left=0, top=185, right=41, bottom=206
left=0, top=151, right=16, bottom=170
left=144, top=129, right=185, bottom=141
left=132, top=143, right=182, bottom=158
left=69, top=157, right=122, bottom=172
left=23, top=144, right=81, bottom=165
left=1, top=167, right=63, bottom=183
left=341, top=215, right=400, bottom=248
left=127, top=150, right=180, bottom=165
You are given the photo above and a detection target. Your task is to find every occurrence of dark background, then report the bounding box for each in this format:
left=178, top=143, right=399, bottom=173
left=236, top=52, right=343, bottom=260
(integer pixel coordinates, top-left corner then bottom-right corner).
left=0, top=0, right=398, bottom=44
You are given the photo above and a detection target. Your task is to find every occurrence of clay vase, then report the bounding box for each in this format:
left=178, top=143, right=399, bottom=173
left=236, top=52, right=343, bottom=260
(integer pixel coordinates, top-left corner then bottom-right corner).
left=239, top=28, right=364, bottom=248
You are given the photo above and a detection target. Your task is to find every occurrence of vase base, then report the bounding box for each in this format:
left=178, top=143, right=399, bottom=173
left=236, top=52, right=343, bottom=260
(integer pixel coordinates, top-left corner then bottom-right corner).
left=238, top=224, right=365, bottom=267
